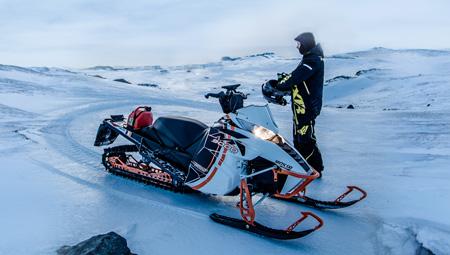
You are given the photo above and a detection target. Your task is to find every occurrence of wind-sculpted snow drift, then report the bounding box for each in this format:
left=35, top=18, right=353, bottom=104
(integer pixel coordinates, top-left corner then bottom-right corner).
left=0, top=48, right=449, bottom=254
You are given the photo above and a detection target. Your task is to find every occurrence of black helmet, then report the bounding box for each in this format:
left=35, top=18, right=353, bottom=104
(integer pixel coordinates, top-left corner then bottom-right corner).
left=262, top=80, right=288, bottom=106
left=295, top=32, right=316, bottom=55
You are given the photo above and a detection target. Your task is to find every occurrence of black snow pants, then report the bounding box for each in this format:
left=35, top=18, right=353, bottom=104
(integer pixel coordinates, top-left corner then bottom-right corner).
left=293, top=120, right=324, bottom=173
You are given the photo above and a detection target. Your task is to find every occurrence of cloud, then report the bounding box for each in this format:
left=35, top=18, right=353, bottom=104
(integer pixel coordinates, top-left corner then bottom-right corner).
left=0, top=0, right=449, bottom=67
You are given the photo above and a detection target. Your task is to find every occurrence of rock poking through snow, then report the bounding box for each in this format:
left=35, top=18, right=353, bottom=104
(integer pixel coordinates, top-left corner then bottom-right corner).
left=137, top=83, right=159, bottom=88
left=57, top=232, right=135, bottom=255
left=325, top=75, right=354, bottom=84
left=113, top=78, right=132, bottom=84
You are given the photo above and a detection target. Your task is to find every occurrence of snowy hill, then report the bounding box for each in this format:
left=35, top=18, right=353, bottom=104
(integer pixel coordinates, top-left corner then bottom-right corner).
left=1, top=48, right=449, bottom=254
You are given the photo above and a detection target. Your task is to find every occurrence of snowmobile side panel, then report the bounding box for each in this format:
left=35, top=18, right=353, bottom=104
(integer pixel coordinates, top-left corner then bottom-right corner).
left=186, top=127, right=242, bottom=195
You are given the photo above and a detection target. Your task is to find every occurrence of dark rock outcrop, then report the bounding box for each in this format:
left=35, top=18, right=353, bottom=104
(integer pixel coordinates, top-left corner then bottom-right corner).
left=87, top=66, right=118, bottom=71
left=91, top=75, right=106, bottom=79
left=325, top=68, right=383, bottom=85
left=221, top=52, right=275, bottom=61
left=113, top=78, right=132, bottom=84
left=57, top=232, right=135, bottom=255
left=247, top=52, right=275, bottom=58
left=355, top=68, right=380, bottom=76
left=221, top=56, right=241, bottom=61
left=325, top=75, right=354, bottom=84
left=137, top=83, right=159, bottom=88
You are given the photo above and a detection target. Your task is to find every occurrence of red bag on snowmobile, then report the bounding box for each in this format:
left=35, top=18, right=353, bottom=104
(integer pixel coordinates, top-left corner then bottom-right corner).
left=127, top=106, right=153, bottom=130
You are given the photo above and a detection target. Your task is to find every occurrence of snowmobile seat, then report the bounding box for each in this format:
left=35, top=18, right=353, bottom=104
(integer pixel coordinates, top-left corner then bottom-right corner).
left=135, top=128, right=192, bottom=170
left=139, top=116, right=208, bottom=151
left=138, top=126, right=162, bottom=144
left=137, top=117, right=207, bottom=170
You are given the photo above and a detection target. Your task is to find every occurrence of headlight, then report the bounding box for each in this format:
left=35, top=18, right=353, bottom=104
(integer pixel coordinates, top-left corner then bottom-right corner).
left=252, top=126, right=276, bottom=140
left=253, top=126, right=285, bottom=144
left=237, top=118, right=284, bottom=144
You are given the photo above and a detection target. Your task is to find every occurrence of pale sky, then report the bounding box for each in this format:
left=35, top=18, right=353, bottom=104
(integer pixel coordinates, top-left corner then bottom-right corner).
left=0, top=0, right=449, bottom=67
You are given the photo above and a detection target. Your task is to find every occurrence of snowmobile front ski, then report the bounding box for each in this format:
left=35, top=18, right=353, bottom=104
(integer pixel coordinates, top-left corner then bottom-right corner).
left=210, top=212, right=322, bottom=240
left=210, top=179, right=323, bottom=240
left=275, top=186, right=367, bottom=210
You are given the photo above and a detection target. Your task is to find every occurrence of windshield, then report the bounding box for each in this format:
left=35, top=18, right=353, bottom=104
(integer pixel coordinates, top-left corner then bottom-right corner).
left=235, top=105, right=279, bottom=133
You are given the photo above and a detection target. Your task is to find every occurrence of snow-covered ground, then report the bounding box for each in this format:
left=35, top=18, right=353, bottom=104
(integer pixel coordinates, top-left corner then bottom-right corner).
left=1, top=48, right=449, bottom=254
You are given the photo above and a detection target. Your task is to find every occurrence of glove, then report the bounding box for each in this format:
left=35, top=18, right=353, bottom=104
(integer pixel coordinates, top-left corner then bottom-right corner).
left=277, top=72, right=289, bottom=82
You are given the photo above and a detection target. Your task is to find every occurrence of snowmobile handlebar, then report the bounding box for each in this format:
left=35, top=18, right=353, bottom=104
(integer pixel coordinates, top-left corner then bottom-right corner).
left=204, top=91, right=225, bottom=99
left=204, top=84, right=247, bottom=99
left=204, top=85, right=247, bottom=114
left=204, top=91, right=248, bottom=100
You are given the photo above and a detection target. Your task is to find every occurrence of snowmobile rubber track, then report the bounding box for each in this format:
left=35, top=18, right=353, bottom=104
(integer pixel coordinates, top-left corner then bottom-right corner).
left=102, top=145, right=190, bottom=193
left=210, top=213, right=316, bottom=240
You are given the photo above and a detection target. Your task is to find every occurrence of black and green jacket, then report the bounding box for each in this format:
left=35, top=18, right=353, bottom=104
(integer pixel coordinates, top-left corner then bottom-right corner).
left=277, top=44, right=324, bottom=126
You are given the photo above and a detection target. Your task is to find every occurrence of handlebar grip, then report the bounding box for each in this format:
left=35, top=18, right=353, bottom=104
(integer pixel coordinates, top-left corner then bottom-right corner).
left=205, top=92, right=222, bottom=99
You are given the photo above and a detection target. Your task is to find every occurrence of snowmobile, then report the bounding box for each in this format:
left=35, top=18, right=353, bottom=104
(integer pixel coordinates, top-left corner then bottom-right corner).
left=94, top=84, right=366, bottom=240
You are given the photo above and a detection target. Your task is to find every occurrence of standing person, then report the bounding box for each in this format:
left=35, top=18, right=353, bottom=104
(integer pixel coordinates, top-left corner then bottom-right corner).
left=275, top=32, right=325, bottom=177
